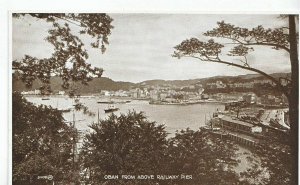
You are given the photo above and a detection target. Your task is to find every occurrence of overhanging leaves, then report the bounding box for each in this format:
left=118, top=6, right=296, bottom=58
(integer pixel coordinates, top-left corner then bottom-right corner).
left=13, top=13, right=113, bottom=90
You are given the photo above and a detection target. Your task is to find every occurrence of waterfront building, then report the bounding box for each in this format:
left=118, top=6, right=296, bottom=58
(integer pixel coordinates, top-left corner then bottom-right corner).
left=21, top=91, right=29, bottom=95
left=159, top=92, right=168, bottom=101
left=34, top=89, right=41, bottom=95
left=243, top=93, right=257, bottom=104
left=101, top=90, right=111, bottom=96
left=58, top=91, right=65, bottom=95
left=115, top=90, right=129, bottom=97
left=149, top=90, right=159, bottom=100
left=259, top=94, right=286, bottom=105
left=210, top=116, right=262, bottom=147
left=132, top=92, right=138, bottom=98
left=201, top=94, right=209, bottom=99
left=219, top=116, right=260, bottom=135
left=130, top=88, right=143, bottom=99
left=21, top=90, right=41, bottom=95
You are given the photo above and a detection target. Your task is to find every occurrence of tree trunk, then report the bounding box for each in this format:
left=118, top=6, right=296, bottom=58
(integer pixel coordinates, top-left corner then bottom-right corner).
left=288, top=15, right=298, bottom=185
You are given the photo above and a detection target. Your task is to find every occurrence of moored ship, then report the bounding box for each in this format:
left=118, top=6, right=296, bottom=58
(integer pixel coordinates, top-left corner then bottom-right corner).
left=104, top=105, right=119, bottom=113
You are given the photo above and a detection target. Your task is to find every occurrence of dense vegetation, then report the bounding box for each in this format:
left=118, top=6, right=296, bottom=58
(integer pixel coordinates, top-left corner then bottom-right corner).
left=80, top=112, right=243, bottom=185
left=12, top=92, right=77, bottom=185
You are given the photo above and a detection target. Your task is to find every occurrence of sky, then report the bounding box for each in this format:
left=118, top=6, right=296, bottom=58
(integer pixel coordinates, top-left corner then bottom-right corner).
left=12, top=14, right=291, bottom=83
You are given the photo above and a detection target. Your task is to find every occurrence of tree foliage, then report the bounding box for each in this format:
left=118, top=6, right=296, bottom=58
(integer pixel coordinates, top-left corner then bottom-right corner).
left=165, top=128, right=243, bottom=185
left=204, top=21, right=290, bottom=51
left=80, top=111, right=168, bottom=184
left=12, top=92, right=77, bottom=184
left=13, top=13, right=113, bottom=91
left=80, top=112, right=244, bottom=185
left=240, top=138, right=292, bottom=185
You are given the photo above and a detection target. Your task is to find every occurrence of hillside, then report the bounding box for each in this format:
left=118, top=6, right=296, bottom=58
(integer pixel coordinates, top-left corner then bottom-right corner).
left=139, top=73, right=291, bottom=87
left=13, top=72, right=291, bottom=94
left=13, top=76, right=135, bottom=94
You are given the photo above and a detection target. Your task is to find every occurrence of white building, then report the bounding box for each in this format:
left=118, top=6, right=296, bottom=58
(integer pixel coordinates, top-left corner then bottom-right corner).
left=58, top=91, right=65, bottom=95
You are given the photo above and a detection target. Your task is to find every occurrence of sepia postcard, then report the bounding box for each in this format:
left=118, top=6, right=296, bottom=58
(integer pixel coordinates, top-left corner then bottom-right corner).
left=11, top=13, right=298, bottom=185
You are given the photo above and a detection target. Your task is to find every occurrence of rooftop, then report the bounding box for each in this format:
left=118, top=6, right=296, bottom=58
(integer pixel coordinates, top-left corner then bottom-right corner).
left=220, top=116, right=254, bottom=127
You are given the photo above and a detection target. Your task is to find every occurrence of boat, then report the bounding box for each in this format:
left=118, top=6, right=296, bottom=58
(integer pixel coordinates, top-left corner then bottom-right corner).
left=104, top=105, right=119, bottom=113
left=97, top=101, right=114, bottom=104
left=56, top=100, right=72, bottom=113
left=58, top=108, right=72, bottom=113
left=41, top=97, right=50, bottom=100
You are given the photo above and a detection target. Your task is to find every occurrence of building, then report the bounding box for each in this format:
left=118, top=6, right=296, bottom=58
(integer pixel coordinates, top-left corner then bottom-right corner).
left=58, top=91, right=65, bottom=95
left=219, top=116, right=258, bottom=135
left=115, top=90, right=129, bottom=97
left=206, top=81, right=226, bottom=89
left=21, top=90, right=41, bottom=95
left=260, top=94, right=277, bottom=105
left=216, top=81, right=226, bottom=88
left=149, top=90, right=159, bottom=100
left=34, top=89, right=41, bottom=95
left=243, top=93, right=257, bottom=104
left=101, top=90, right=111, bottom=96
left=130, top=88, right=143, bottom=99
left=280, top=78, right=290, bottom=86
left=253, top=79, right=276, bottom=86
left=201, top=94, right=209, bottom=100
left=159, top=92, right=168, bottom=101
left=198, top=88, right=204, bottom=95
left=228, top=82, right=254, bottom=89
left=210, top=116, right=263, bottom=147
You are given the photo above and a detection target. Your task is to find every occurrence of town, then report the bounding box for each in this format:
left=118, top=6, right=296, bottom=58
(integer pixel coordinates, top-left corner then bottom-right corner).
left=20, top=75, right=290, bottom=107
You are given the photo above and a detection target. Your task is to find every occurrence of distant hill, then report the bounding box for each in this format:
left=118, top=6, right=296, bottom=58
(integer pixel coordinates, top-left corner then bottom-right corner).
left=13, top=72, right=291, bottom=94
left=13, top=76, right=135, bottom=94
left=138, top=73, right=291, bottom=87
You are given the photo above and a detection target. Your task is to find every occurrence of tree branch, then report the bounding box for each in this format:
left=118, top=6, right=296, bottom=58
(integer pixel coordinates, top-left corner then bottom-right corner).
left=244, top=42, right=290, bottom=53
left=52, top=15, right=82, bottom=27
left=221, top=36, right=290, bottom=53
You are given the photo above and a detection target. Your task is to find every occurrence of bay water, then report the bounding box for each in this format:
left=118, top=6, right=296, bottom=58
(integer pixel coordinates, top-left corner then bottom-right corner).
left=26, top=96, right=224, bottom=137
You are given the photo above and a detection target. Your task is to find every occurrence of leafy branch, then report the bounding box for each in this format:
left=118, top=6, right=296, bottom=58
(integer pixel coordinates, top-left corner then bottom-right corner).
left=204, top=21, right=290, bottom=52
left=12, top=13, right=113, bottom=89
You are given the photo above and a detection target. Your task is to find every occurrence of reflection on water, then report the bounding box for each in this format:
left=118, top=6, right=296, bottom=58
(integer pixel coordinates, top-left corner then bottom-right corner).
left=26, top=96, right=225, bottom=137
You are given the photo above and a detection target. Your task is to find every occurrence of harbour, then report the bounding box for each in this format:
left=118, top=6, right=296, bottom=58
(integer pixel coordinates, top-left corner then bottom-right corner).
left=25, top=95, right=225, bottom=136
